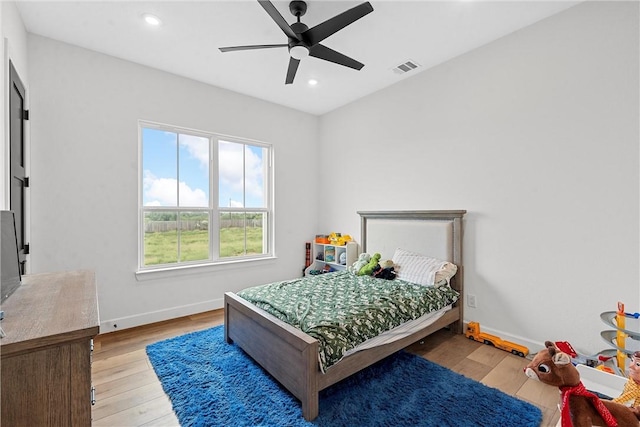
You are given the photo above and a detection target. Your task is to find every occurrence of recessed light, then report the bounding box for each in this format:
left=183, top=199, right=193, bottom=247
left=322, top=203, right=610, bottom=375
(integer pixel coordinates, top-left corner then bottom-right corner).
left=308, top=79, right=318, bottom=86
left=142, top=13, right=162, bottom=26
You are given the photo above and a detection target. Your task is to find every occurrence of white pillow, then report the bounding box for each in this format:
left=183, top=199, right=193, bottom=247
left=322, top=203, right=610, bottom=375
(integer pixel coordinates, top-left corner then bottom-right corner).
left=392, top=248, right=457, bottom=286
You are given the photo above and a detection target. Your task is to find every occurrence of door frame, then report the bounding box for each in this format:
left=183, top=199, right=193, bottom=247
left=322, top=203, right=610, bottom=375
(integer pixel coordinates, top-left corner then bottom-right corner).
left=8, top=59, right=29, bottom=273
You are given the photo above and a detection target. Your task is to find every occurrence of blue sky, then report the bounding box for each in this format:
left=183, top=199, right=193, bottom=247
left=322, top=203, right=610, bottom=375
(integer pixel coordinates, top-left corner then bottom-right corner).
left=142, top=127, right=265, bottom=208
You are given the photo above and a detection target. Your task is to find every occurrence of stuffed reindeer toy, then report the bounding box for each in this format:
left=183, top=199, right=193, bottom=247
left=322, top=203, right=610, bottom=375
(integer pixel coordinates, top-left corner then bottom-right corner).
left=524, top=341, right=639, bottom=427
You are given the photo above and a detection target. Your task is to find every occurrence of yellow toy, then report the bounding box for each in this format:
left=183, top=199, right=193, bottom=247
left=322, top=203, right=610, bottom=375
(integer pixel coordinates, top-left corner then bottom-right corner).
left=616, top=302, right=628, bottom=372
left=613, top=351, right=640, bottom=408
left=465, top=321, right=529, bottom=357
left=328, top=232, right=352, bottom=246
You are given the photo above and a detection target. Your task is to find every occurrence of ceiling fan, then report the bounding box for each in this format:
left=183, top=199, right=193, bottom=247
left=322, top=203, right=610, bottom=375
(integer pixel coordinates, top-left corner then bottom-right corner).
left=219, top=0, right=374, bottom=85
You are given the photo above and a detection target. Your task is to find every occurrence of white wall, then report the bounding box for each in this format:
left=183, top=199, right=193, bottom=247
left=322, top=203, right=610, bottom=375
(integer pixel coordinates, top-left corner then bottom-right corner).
left=319, top=1, right=639, bottom=354
left=17, top=1, right=640, bottom=354
left=27, top=35, right=320, bottom=332
left=1, top=2, right=29, bottom=211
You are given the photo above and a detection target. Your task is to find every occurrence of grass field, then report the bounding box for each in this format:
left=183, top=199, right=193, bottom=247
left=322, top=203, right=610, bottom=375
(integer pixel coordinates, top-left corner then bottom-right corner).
left=144, top=227, right=263, bottom=266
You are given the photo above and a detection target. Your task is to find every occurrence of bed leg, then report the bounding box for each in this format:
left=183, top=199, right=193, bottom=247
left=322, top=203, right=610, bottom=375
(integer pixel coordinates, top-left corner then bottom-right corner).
left=302, top=394, right=319, bottom=421
left=224, top=330, right=233, bottom=344
left=223, top=295, right=233, bottom=344
left=300, top=344, right=319, bottom=420
left=452, top=319, right=463, bottom=334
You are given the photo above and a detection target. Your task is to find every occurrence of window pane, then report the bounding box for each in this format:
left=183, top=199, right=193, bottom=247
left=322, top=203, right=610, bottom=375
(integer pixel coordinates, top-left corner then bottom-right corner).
left=144, top=211, right=177, bottom=265
left=219, top=212, right=265, bottom=257
left=179, top=212, right=210, bottom=262
left=246, top=212, right=266, bottom=255
left=219, top=140, right=244, bottom=207
left=219, top=212, right=242, bottom=257
left=142, top=128, right=177, bottom=207
left=245, top=145, right=266, bottom=208
left=178, top=134, right=209, bottom=207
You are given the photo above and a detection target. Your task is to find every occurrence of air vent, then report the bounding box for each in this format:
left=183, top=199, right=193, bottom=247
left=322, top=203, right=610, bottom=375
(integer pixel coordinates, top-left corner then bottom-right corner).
left=392, top=60, right=420, bottom=75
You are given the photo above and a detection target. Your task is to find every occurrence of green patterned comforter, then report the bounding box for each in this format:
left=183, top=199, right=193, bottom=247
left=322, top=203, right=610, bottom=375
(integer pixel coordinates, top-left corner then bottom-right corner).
left=237, top=270, right=459, bottom=372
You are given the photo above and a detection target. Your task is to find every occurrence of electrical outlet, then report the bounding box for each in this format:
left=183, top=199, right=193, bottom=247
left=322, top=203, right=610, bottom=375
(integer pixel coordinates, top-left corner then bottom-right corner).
left=467, top=294, right=477, bottom=308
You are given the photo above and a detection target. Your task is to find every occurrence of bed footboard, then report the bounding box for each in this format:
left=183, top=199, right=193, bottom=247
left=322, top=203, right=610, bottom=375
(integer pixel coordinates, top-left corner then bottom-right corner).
left=225, top=291, right=461, bottom=421
left=224, top=292, right=320, bottom=421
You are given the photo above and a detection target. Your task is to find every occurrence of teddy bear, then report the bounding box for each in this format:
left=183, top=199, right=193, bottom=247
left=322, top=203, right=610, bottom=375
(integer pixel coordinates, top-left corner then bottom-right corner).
left=613, top=351, right=640, bottom=408
left=524, top=341, right=640, bottom=427
left=358, top=253, right=381, bottom=276
left=348, top=253, right=370, bottom=275
left=373, top=259, right=397, bottom=280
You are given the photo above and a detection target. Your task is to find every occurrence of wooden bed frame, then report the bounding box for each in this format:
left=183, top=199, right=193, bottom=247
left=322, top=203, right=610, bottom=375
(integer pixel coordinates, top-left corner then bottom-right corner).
left=224, top=210, right=466, bottom=421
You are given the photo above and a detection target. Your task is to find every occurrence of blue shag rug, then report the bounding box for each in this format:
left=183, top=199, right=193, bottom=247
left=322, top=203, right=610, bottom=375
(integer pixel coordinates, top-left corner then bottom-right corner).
left=146, top=325, right=542, bottom=427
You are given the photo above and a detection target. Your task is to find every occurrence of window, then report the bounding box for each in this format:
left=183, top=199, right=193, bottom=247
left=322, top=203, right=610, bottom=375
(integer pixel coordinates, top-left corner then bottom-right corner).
left=139, top=122, right=272, bottom=270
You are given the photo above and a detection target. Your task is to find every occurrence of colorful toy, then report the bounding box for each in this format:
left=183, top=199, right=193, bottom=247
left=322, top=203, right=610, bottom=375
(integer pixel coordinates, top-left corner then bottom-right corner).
left=348, top=253, right=370, bottom=275
left=379, top=259, right=394, bottom=269
left=339, top=252, right=347, bottom=265
left=373, top=259, right=397, bottom=280
left=358, top=253, right=381, bottom=276
left=328, top=232, right=352, bottom=246
left=524, top=341, right=640, bottom=427
left=613, top=351, right=640, bottom=407
left=555, top=340, right=615, bottom=369
left=596, top=365, right=617, bottom=375
left=556, top=341, right=578, bottom=358
left=315, top=235, right=330, bottom=244
left=465, top=322, right=528, bottom=357
left=600, top=302, right=640, bottom=376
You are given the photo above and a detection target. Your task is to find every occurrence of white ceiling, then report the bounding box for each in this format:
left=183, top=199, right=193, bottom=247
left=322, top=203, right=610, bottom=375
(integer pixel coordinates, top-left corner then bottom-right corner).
left=16, top=1, right=580, bottom=115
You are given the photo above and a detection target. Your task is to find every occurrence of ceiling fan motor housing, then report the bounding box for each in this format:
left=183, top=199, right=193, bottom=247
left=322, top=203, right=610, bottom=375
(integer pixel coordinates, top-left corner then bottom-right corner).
left=289, top=22, right=310, bottom=45
left=288, top=21, right=310, bottom=58
left=289, top=1, right=307, bottom=18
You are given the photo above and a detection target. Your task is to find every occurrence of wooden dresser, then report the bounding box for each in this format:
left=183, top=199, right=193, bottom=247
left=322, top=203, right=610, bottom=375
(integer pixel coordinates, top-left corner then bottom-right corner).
left=0, top=270, right=99, bottom=426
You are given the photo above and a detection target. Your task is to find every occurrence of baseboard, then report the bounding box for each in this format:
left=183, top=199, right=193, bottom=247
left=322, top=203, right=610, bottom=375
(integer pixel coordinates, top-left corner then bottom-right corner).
left=99, top=298, right=224, bottom=334
left=100, top=305, right=546, bottom=355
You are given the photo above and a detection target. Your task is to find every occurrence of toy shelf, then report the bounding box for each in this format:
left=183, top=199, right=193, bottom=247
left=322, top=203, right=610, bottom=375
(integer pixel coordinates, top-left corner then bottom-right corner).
left=305, top=241, right=358, bottom=276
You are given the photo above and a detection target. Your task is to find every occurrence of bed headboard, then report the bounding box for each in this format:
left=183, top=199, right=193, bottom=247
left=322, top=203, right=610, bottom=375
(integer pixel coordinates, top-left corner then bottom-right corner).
left=358, top=210, right=466, bottom=294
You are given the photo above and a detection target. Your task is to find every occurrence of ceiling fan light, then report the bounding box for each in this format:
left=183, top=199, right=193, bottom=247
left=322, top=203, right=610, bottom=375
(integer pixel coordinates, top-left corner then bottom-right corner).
left=290, top=45, right=309, bottom=60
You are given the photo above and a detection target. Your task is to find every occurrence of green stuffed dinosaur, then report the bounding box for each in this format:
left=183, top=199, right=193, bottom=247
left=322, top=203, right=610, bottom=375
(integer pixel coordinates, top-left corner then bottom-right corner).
left=358, top=253, right=381, bottom=276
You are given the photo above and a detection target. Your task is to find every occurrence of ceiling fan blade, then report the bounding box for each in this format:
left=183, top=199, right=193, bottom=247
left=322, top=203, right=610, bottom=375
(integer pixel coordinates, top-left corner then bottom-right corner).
left=309, top=44, right=364, bottom=70
left=285, top=57, right=300, bottom=85
left=219, top=44, right=287, bottom=53
left=258, top=0, right=299, bottom=41
left=302, top=2, right=373, bottom=46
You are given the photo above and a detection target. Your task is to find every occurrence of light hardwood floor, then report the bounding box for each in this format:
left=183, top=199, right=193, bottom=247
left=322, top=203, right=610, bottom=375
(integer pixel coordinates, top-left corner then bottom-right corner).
left=91, top=310, right=561, bottom=426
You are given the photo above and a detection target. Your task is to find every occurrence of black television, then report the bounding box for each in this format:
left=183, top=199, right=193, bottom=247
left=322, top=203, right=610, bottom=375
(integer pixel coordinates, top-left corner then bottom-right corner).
left=1, top=210, right=22, bottom=304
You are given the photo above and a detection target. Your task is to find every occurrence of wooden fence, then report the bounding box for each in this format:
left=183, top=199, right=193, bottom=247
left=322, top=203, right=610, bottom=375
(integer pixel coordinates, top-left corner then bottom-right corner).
left=145, top=219, right=262, bottom=233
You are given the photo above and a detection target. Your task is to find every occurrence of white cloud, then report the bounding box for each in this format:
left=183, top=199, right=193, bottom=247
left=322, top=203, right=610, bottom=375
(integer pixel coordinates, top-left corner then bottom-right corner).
left=143, top=170, right=208, bottom=207
left=179, top=134, right=209, bottom=170
left=218, top=142, right=264, bottom=206
left=179, top=182, right=208, bottom=207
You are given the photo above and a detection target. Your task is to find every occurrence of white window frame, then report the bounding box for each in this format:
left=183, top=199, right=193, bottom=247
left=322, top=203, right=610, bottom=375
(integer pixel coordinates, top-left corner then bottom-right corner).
left=137, top=120, right=274, bottom=275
